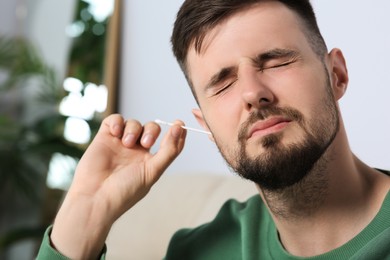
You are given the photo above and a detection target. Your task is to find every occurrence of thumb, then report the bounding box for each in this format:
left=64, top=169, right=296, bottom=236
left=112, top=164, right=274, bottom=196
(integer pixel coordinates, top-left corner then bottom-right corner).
left=149, top=123, right=187, bottom=180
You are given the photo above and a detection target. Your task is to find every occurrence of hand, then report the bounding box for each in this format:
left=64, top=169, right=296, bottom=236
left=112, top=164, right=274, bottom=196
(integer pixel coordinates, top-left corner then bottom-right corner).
left=50, top=114, right=186, bottom=259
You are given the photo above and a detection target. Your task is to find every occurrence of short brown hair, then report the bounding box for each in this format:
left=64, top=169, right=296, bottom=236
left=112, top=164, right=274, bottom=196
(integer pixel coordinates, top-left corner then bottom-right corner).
left=171, top=0, right=327, bottom=85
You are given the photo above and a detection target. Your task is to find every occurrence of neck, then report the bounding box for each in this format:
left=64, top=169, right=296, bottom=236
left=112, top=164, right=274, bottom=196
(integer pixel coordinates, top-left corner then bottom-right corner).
left=257, top=127, right=390, bottom=257
left=261, top=150, right=330, bottom=220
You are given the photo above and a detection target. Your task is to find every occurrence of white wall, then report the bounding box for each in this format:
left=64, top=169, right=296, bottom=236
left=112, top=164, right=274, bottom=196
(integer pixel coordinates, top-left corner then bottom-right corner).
left=119, top=1, right=390, bottom=175
left=26, top=0, right=77, bottom=80
left=312, top=1, right=390, bottom=170
left=0, top=0, right=19, bottom=36
left=120, top=0, right=230, bottom=175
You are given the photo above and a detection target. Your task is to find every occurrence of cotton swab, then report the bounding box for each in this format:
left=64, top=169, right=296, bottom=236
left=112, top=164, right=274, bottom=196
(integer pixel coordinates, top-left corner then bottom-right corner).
left=155, top=119, right=211, bottom=135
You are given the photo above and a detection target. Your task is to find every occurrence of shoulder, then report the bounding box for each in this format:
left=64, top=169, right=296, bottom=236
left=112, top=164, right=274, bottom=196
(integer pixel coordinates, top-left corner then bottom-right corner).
left=173, top=194, right=266, bottom=237
left=165, top=195, right=269, bottom=259
left=199, top=194, right=267, bottom=228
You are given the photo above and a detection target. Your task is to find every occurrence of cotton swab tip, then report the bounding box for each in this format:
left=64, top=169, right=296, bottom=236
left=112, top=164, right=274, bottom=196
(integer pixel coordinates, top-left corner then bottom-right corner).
left=155, top=119, right=211, bottom=135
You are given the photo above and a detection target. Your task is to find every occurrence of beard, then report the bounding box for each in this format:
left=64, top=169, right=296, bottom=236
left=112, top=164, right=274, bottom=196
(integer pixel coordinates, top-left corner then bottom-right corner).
left=216, top=73, right=339, bottom=191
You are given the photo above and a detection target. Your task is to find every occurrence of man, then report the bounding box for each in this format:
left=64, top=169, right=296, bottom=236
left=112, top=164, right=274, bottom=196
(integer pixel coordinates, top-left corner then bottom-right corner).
left=37, top=0, right=390, bottom=259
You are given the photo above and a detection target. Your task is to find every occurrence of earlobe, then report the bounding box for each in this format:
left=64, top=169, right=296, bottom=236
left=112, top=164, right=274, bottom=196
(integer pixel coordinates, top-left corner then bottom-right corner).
left=328, top=48, right=349, bottom=100
left=192, top=108, right=215, bottom=142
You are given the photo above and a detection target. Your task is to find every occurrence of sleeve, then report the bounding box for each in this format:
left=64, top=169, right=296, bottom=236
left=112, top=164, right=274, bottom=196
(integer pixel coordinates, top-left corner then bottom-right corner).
left=36, top=226, right=107, bottom=260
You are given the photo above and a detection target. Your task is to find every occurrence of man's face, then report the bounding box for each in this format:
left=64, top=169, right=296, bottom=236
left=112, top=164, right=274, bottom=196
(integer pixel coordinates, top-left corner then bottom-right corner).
left=186, top=2, right=340, bottom=190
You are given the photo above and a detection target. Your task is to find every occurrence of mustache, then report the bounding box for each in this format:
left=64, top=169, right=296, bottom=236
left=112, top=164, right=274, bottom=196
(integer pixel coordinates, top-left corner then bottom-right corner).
left=238, top=106, right=303, bottom=141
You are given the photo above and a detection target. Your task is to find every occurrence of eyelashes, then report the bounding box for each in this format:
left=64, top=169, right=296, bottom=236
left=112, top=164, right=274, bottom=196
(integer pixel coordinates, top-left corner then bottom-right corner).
left=213, top=80, right=237, bottom=96
left=259, top=60, right=296, bottom=72
left=211, top=60, right=295, bottom=97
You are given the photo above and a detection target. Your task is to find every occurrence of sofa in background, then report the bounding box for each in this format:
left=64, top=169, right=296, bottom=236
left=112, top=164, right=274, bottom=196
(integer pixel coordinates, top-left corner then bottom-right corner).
left=106, top=173, right=258, bottom=259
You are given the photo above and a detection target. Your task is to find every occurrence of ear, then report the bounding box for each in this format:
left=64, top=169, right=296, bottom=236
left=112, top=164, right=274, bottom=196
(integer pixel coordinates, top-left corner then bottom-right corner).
left=192, top=108, right=215, bottom=142
left=328, top=48, right=349, bottom=100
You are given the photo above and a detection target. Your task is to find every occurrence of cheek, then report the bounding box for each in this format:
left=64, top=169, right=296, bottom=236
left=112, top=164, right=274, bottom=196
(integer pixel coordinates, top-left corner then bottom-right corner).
left=274, top=68, right=327, bottom=110
left=200, top=92, right=243, bottom=143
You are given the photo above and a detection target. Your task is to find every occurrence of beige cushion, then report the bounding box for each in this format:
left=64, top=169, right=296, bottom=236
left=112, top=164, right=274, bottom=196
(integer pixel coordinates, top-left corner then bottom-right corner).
left=106, top=174, right=258, bottom=259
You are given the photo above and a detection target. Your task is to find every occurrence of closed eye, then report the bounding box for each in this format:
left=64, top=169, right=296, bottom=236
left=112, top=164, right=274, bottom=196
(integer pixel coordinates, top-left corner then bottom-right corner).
left=255, top=48, right=300, bottom=72
left=212, top=80, right=237, bottom=96
left=261, top=61, right=294, bottom=72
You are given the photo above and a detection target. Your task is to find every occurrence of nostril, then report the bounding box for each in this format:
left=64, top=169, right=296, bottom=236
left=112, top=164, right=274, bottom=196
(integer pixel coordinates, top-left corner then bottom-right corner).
left=260, top=98, right=270, bottom=103
left=246, top=97, right=272, bottom=111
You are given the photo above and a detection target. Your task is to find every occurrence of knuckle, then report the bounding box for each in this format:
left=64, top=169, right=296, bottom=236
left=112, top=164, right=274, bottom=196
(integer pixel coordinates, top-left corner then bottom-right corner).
left=144, top=121, right=161, bottom=134
left=125, top=119, right=142, bottom=133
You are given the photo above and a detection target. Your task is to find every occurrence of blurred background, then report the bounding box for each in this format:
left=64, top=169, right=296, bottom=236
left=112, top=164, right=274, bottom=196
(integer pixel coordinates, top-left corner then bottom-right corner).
left=0, top=0, right=389, bottom=259
left=0, top=0, right=117, bottom=258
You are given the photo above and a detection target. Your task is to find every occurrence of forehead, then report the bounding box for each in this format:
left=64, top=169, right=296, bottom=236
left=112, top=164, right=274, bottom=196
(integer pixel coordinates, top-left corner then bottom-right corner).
left=186, top=1, right=311, bottom=90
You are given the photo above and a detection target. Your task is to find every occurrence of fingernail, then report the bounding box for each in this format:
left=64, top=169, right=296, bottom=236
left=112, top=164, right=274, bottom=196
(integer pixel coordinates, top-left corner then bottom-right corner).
left=171, top=125, right=183, bottom=139
left=123, top=133, right=135, bottom=146
left=141, top=134, right=154, bottom=147
left=113, top=124, right=121, bottom=136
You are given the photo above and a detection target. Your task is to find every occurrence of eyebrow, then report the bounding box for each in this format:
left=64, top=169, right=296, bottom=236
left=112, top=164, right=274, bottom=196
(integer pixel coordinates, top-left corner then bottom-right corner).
left=254, top=48, right=299, bottom=65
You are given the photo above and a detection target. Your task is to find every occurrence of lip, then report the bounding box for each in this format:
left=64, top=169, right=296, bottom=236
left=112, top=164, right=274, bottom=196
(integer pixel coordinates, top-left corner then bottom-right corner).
left=247, top=117, right=292, bottom=139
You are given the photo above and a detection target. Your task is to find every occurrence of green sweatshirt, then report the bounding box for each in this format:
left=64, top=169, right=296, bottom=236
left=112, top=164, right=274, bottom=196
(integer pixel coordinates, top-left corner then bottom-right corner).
left=165, top=192, right=390, bottom=259
left=37, top=184, right=390, bottom=260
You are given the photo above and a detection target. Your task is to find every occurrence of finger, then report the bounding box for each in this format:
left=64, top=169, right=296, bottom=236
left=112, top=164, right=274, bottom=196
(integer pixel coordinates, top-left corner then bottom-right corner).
left=122, top=119, right=143, bottom=148
left=140, top=121, right=161, bottom=149
left=149, top=120, right=187, bottom=181
left=100, top=114, right=125, bottom=138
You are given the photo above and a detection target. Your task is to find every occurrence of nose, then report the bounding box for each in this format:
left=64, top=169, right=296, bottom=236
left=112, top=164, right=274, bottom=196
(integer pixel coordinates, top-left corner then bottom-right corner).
left=239, top=65, right=275, bottom=111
